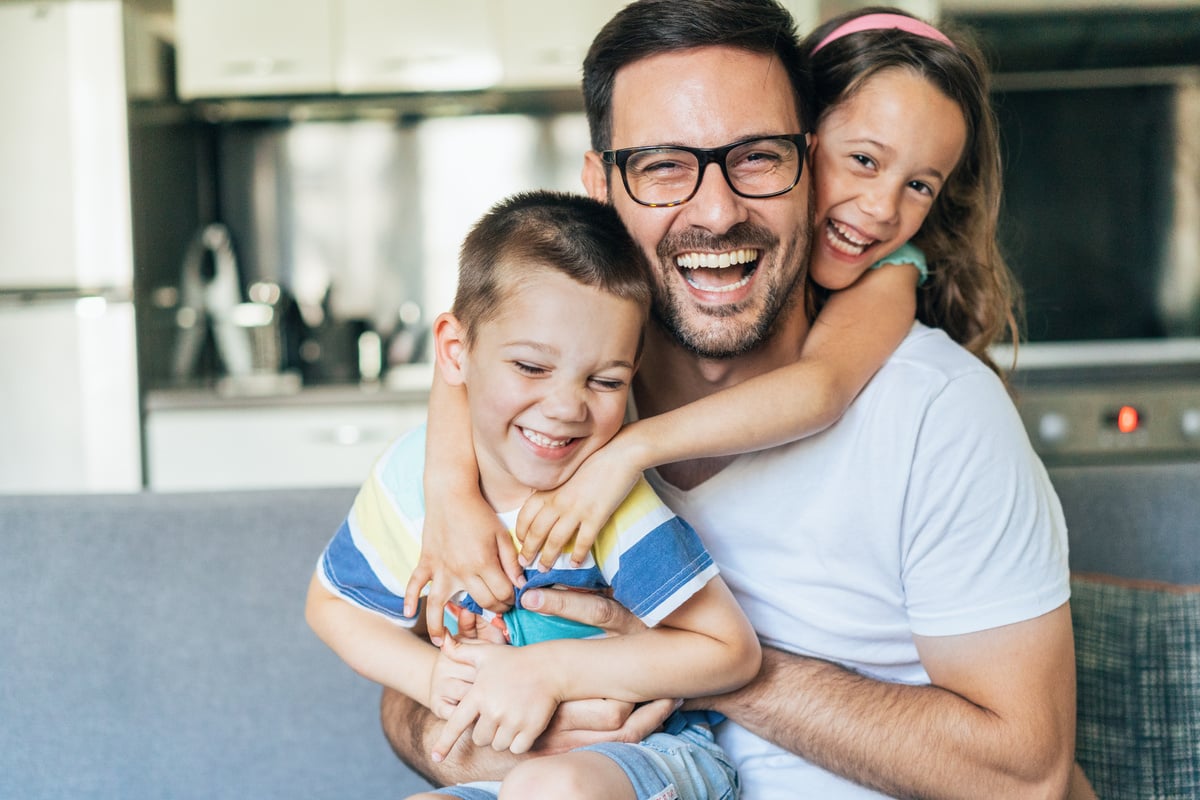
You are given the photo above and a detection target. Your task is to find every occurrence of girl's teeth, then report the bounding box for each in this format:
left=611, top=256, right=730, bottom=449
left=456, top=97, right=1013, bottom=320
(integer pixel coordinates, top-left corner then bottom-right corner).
left=826, top=221, right=872, bottom=256
left=522, top=428, right=569, bottom=448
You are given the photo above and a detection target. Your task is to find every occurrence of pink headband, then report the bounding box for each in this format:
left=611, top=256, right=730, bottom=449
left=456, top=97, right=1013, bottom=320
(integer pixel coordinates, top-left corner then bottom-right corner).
left=812, top=12, right=954, bottom=54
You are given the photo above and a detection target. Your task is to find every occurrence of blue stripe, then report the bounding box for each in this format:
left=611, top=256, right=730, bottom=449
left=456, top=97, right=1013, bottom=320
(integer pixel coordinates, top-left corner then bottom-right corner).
left=611, top=516, right=713, bottom=619
left=320, top=519, right=414, bottom=622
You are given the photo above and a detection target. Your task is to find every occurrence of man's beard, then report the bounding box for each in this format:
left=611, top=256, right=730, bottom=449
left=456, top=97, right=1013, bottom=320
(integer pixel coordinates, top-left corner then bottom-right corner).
left=650, top=218, right=811, bottom=360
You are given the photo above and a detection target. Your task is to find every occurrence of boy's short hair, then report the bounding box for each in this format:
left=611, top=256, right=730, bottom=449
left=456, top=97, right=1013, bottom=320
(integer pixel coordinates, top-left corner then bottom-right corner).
left=453, top=191, right=652, bottom=343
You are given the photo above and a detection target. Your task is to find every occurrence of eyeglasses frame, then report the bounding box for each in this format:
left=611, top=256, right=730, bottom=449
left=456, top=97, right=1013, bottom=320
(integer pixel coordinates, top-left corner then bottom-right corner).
left=600, top=133, right=810, bottom=208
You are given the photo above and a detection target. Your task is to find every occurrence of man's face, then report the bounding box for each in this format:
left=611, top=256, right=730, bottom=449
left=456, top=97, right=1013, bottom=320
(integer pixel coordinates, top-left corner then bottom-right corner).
left=584, top=47, right=812, bottom=360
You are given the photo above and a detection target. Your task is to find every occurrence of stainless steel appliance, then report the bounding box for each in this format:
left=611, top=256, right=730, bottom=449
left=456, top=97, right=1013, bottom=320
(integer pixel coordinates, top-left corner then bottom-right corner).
left=988, top=66, right=1200, bottom=465
left=0, top=1, right=141, bottom=492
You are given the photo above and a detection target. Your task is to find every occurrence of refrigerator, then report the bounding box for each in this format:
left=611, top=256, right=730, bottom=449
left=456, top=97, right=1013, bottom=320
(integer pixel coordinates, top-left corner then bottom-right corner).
left=0, top=1, right=141, bottom=493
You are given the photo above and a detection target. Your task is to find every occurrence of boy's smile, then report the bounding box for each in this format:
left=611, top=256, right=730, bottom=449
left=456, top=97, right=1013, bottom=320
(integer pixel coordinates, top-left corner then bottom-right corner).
left=447, top=268, right=644, bottom=511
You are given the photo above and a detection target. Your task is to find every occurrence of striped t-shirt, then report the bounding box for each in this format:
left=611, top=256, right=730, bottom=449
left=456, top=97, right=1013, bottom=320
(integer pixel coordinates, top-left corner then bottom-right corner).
left=317, top=424, right=719, bottom=642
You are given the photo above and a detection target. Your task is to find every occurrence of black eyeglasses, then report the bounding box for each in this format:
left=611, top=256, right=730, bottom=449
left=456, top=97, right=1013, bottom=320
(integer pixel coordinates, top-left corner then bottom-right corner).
left=601, top=134, right=809, bottom=208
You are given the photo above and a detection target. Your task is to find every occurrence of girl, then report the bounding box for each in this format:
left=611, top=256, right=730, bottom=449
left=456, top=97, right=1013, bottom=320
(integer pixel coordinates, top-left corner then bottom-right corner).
left=406, top=7, right=1020, bottom=635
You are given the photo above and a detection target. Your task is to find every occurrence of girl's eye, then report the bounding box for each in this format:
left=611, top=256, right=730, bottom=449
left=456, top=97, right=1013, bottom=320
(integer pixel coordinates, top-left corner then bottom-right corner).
left=908, top=180, right=935, bottom=198
left=514, top=362, right=547, bottom=376
left=851, top=153, right=876, bottom=169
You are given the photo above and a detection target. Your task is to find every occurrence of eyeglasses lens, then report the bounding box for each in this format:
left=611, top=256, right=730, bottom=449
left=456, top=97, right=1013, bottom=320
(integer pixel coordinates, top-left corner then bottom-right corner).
left=622, top=137, right=802, bottom=206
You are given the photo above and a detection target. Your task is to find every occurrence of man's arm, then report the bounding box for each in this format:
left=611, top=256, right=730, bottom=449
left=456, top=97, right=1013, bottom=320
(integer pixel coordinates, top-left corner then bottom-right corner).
left=380, top=687, right=674, bottom=786
left=700, top=605, right=1077, bottom=800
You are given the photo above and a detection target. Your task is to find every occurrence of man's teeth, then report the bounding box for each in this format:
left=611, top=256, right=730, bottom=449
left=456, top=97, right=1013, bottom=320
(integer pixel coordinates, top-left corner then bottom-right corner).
left=826, top=221, right=873, bottom=256
left=522, top=428, right=570, bottom=448
left=675, top=248, right=758, bottom=269
left=675, top=249, right=757, bottom=292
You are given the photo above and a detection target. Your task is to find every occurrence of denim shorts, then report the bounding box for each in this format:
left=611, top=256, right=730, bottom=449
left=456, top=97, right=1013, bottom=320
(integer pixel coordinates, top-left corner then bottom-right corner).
left=431, top=715, right=738, bottom=800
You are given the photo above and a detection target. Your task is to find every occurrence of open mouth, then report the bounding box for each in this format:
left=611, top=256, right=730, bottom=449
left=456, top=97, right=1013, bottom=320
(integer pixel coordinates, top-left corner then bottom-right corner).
left=675, top=248, right=760, bottom=293
left=520, top=427, right=574, bottom=449
left=824, top=220, right=877, bottom=258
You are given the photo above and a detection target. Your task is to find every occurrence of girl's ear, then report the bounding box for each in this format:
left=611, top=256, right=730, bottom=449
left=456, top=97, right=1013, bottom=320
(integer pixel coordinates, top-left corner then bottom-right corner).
left=581, top=150, right=610, bottom=203
left=432, top=312, right=468, bottom=386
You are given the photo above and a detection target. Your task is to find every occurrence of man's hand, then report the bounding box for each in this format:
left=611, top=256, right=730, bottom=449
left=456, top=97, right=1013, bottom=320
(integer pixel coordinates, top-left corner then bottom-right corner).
left=518, top=586, right=647, bottom=636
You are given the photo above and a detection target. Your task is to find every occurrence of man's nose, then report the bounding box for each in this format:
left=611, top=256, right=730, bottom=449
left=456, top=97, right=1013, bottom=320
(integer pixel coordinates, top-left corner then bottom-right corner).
left=677, top=163, right=750, bottom=234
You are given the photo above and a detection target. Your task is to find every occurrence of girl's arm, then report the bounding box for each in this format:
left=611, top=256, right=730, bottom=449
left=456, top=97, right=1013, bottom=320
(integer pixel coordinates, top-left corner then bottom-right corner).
left=519, top=261, right=920, bottom=569
left=403, top=364, right=524, bottom=643
left=430, top=574, right=761, bottom=759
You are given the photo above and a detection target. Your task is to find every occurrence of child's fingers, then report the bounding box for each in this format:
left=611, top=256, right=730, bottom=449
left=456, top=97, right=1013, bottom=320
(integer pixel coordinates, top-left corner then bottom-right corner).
left=403, top=562, right=432, bottom=620
left=430, top=698, right=477, bottom=763
left=516, top=506, right=553, bottom=568
left=569, top=520, right=599, bottom=567
left=496, top=528, right=527, bottom=588
left=539, top=516, right=582, bottom=571
left=423, top=582, right=454, bottom=645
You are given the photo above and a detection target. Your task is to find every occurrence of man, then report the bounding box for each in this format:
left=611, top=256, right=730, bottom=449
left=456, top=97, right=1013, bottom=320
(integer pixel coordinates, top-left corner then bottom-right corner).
left=383, top=1, right=1079, bottom=797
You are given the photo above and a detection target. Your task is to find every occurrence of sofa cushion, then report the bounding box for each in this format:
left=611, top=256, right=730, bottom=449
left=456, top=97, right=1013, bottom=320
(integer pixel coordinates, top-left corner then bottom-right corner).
left=1070, top=574, right=1200, bottom=800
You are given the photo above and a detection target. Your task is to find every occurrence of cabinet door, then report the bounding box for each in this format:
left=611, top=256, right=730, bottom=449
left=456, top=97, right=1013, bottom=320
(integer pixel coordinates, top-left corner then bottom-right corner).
left=146, top=403, right=426, bottom=491
left=338, top=0, right=501, bottom=93
left=0, top=1, right=132, bottom=290
left=175, top=0, right=336, bottom=98
left=494, top=0, right=624, bottom=90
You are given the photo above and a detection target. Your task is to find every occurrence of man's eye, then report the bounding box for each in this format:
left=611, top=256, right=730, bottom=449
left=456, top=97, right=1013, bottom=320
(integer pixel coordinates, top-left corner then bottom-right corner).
left=514, top=362, right=547, bottom=376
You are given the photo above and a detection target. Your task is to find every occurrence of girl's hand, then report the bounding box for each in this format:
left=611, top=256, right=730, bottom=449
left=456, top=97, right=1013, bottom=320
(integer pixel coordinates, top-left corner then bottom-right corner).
left=516, top=436, right=643, bottom=571
left=430, top=638, right=561, bottom=761
left=404, top=490, right=524, bottom=645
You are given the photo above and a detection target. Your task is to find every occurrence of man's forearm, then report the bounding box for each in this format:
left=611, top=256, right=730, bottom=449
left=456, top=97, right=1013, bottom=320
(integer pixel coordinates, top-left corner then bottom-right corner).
left=705, top=647, right=1073, bottom=800
left=380, top=687, right=517, bottom=786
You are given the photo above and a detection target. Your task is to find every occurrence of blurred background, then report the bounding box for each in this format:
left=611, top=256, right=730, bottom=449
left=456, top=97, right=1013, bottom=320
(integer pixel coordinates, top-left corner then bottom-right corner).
left=2, top=0, right=1199, bottom=493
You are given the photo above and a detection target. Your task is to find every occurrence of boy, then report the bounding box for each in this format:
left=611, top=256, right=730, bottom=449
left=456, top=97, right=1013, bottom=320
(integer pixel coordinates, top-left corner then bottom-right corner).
left=305, top=191, right=760, bottom=800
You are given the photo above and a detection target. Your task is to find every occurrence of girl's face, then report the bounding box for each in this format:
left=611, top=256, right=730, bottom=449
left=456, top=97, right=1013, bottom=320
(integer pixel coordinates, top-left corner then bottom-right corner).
left=809, top=67, right=967, bottom=290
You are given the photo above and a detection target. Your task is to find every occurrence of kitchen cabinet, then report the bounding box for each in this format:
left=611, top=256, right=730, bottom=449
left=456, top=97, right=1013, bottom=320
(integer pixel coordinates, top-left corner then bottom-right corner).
left=494, top=0, right=623, bottom=90
left=174, top=0, right=636, bottom=99
left=145, top=391, right=426, bottom=491
left=337, top=0, right=501, bottom=93
left=175, top=0, right=337, bottom=99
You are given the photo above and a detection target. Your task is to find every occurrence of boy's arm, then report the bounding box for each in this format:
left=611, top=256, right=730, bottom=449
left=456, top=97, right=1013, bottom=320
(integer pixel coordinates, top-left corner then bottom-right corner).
left=430, top=575, right=760, bottom=759
left=405, top=364, right=523, bottom=642
left=306, top=571, right=441, bottom=707
left=518, top=263, right=919, bottom=569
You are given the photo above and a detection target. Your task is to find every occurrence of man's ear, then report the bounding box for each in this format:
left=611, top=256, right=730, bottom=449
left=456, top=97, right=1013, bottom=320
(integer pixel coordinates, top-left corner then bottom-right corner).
left=432, top=311, right=468, bottom=386
left=582, top=150, right=610, bottom=203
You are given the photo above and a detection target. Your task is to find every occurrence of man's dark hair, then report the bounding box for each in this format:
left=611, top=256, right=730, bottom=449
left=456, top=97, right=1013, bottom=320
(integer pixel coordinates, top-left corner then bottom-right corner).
left=582, top=0, right=810, bottom=152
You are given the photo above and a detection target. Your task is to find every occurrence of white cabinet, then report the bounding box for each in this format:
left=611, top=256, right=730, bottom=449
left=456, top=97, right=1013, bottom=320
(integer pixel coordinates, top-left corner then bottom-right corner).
left=494, top=0, right=623, bottom=90
left=0, top=1, right=133, bottom=290
left=174, top=0, right=337, bottom=99
left=174, top=0, right=628, bottom=98
left=146, top=398, right=426, bottom=491
left=337, top=0, right=501, bottom=93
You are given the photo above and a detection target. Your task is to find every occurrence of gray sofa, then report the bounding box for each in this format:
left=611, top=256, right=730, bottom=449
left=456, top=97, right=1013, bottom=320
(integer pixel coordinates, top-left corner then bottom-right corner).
left=2, top=462, right=1198, bottom=799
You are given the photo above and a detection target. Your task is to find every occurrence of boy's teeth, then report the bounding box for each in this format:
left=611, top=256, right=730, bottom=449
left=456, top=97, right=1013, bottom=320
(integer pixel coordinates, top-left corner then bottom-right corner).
left=522, top=428, right=569, bottom=448
left=674, top=248, right=758, bottom=269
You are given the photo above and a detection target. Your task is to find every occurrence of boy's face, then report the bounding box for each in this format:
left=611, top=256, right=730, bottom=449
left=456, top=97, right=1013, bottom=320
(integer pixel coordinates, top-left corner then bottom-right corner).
left=450, top=269, right=644, bottom=511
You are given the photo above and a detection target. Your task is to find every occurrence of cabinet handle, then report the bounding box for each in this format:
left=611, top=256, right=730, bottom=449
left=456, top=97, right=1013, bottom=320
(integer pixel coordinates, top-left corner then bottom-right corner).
left=221, top=57, right=297, bottom=78
left=311, top=425, right=387, bottom=447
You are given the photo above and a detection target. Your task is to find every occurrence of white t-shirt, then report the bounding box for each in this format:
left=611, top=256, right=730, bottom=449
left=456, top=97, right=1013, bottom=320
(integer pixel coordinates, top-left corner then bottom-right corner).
left=645, top=323, right=1071, bottom=800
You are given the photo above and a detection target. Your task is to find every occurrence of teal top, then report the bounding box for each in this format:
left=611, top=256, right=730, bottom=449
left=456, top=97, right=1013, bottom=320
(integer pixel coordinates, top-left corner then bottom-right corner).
left=870, top=241, right=927, bottom=285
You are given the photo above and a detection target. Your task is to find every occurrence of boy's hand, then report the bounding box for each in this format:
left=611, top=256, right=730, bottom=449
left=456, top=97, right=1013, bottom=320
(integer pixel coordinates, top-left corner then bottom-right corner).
left=516, top=440, right=642, bottom=571
left=428, top=635, right=479, bottom=720
left=430, top=638, right=561, bottom=761
left=404, top=489, right=524, bottom=644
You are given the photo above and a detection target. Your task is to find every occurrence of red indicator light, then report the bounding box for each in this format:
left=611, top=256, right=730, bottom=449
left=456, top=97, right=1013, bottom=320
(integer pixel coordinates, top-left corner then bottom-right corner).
left=1116, top=405, right=1140, bottom=434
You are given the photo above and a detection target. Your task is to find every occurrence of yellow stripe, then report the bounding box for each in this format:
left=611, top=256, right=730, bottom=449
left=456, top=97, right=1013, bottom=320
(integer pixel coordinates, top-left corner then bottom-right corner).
left=353, top=471, right=422, bottom=584
left=592, top=477, right=663, bottom=567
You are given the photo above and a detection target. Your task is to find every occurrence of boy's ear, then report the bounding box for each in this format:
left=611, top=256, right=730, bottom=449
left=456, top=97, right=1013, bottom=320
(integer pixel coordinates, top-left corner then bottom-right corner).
left=432, top=312, right=468, bottom=386
left=582, top=150, right=610, bottom=203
